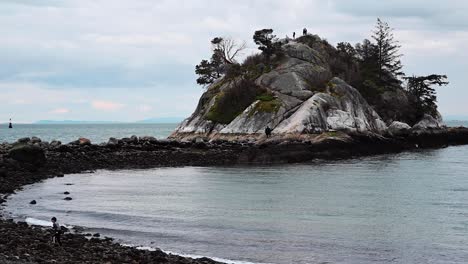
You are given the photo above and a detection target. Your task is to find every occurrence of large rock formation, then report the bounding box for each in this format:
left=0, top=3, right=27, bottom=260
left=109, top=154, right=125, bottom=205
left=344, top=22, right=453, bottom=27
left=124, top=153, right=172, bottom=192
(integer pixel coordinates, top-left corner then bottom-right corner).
left=171, top=35, right=438, bottom=141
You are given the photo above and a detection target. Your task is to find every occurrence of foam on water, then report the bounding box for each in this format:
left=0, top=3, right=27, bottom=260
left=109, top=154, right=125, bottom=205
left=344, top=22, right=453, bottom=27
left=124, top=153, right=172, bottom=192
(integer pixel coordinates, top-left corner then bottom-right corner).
left=25, top=217, right=73, bottom=229
left=130, top=245, right=270, bottom=264
left=25, top=217, right=52, bottom=227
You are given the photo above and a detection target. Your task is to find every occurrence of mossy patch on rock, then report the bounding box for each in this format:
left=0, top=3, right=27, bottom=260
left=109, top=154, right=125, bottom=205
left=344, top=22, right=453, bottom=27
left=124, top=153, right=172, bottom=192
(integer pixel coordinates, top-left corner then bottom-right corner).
left=205, top=79, right=267, bottom=124
left=250, top=99, right=281, bottom=116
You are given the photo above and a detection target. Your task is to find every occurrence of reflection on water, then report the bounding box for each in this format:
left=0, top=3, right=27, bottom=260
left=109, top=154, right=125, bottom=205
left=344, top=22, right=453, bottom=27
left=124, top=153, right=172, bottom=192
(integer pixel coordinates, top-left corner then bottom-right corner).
left=5, top=146, right=468, bottom=264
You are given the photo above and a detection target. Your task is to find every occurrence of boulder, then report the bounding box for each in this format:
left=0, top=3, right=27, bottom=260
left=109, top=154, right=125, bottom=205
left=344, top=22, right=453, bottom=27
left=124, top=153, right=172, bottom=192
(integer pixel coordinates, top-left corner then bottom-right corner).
left=130, top=135, right=139, bottom=143
left=413, top=114, right=443, bottom=131
left=17, top=137, right=31, bottom=144
left=30, top=200, right=37, bottom=205
left=50, top=140, right=62, bottom=148
left=139, top=136, right=157, bottom=143
left=107, top=137, right=119, bottom=145
left=78, top=138, right=91, bottom=146
left=8, top=144, right=46, bottom=166
left=388, top=121, right=411, bottom=136
left=64, top=197, right=73, bottom=201
left=31, top=137, right=42, bottom=144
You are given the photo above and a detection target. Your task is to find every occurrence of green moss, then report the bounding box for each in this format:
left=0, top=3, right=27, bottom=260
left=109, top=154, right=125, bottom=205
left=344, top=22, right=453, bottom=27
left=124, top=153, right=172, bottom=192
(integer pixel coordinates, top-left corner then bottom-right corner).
left=207, top=79, right=225, bottom=93
left=256, top=93, right=275, bottom=102
left=205, top=78, right=266, bottom=124
left=249, top=99, right=281, bottom=117
left=205, top=93, right=241, bottom=124
left=325, top=131, right=339, bottom=137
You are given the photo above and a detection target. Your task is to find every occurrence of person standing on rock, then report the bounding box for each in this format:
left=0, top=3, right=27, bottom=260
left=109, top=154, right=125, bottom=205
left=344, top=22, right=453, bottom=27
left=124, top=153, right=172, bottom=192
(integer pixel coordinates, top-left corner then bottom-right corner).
left=293, top=32, right=296, bottom=39
left=265, top=126, right=272, bottom=138
left=51, top=217, right=62, bottom=246
left=8, top=118, right=12, bottom=129
left=303, top=28, right=307, bottom=36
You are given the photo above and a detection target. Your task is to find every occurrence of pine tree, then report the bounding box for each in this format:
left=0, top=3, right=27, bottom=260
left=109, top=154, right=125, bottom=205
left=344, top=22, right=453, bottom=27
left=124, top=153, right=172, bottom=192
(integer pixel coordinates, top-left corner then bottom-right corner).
left=253, top=29, right=281, bottom=59
left=195, top=37, right=245, bottom=86
left=372, top=18, right=404, bottom=86
left=404, top=74, right=448, bottom=117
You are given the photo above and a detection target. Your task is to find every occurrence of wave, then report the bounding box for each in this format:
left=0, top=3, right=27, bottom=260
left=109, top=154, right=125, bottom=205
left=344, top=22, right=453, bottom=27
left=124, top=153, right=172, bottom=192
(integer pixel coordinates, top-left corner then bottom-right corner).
left=24, top=217, right=270, bottom=264
left=122, top=244, right=273, bottom=264
left=25, top=217, right=52, bottom=227
left=25, top=217, right=74, bottom=229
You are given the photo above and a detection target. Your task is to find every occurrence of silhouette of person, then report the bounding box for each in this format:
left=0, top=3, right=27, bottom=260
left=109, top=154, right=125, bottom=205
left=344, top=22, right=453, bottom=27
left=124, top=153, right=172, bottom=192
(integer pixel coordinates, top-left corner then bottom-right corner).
left=51, top=217, right=62, bottom=246
left=303, top=28, right=308, bottom=36
left=8, top=118, right=12, bottom=129
left=265, top=126, right=272, bottom=138
left=293, top=32, right=296, bottom=39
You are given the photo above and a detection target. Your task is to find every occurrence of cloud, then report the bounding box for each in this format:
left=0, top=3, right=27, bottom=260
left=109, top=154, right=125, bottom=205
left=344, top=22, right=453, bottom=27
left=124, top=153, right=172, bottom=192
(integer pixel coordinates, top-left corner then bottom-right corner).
left=50, top=108, right=70, bottom=114
left=138, top=104, right=153, bottom=113
left=91, top=100, right=125, bottom=111
left=0, top=0, right=468, bottom=121
left=89, top=33, right=192, bottom=46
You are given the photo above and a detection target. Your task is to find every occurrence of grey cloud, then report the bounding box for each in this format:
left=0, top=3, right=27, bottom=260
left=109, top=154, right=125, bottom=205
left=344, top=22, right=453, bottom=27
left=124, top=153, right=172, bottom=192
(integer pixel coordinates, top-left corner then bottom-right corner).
left=0, top=0, right=467, bottom=120
left=331, top=0, right=468, bottom=30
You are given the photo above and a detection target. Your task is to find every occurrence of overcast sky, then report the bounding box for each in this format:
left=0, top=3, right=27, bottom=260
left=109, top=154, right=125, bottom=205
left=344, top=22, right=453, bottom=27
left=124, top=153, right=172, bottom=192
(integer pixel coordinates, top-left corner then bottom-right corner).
left=1, top=0, right=467, bottom=123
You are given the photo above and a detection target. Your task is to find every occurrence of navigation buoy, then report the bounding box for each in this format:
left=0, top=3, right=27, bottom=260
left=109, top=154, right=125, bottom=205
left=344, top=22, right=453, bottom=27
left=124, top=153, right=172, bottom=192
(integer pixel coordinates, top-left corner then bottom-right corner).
left=8, top=118, right=12, bottom=129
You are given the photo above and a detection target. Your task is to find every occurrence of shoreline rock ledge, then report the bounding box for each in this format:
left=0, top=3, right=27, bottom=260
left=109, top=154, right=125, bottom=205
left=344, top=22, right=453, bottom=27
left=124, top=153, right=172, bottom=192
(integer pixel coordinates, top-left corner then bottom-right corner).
left=170, top=35, right=445, bottom=142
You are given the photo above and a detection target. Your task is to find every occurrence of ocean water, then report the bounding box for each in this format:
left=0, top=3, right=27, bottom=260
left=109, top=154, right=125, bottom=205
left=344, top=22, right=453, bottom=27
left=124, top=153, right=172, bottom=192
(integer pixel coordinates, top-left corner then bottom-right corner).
left=0, top=120, right=466, bottom=145
left=0, top=123, right=179, bottom=144
left=5, top=145, right=468, bottom=264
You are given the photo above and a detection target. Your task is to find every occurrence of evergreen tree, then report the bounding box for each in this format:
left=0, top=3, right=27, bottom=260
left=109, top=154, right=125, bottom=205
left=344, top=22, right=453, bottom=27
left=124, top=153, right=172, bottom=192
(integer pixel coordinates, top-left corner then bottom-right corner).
left=195, top=37, right=245, bottom=86
left=253, top=29, right=281, bottom=59
left=405, top=74, right=448, bottom=117
left=372, top=18, right=404, bottom=86
left=195, top=59, right=220, bottom=86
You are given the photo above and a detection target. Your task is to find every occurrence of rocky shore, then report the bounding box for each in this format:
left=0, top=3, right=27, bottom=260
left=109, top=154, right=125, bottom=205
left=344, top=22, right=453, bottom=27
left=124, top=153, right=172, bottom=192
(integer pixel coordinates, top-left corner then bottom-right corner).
left=2, top=128, right=468, bottom=263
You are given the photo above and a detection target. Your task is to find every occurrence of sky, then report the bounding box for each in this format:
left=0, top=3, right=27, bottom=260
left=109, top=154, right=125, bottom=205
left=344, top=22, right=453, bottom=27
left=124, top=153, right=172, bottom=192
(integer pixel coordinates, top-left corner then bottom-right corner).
left=1, top=0, right=467, bottom=123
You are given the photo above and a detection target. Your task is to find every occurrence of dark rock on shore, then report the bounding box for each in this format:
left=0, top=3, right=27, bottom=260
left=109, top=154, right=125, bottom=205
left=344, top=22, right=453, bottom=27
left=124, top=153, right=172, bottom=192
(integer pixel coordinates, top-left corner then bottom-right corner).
left=0, top=220, right=222, bottom=264
left=63, top=197, right=72, bottom=201
left=29, top=200, right=36, bottom=205
left=8, top=144, right=46, bottom=167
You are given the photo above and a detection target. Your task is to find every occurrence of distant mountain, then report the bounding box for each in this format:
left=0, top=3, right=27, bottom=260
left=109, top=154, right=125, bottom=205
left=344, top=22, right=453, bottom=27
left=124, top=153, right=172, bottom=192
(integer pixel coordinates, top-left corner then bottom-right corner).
left=34, top=118, right=184, bottom=124
left=35, top=120, right=121, bottom=124
left=136, top=117, right=184, bottom=123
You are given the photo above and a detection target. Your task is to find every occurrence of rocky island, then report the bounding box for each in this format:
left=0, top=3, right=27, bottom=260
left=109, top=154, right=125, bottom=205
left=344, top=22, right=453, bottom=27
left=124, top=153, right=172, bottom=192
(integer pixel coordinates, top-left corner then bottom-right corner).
left=172, top=22, right=448, bottom=142
left=2, top=21, right=468, bottom=264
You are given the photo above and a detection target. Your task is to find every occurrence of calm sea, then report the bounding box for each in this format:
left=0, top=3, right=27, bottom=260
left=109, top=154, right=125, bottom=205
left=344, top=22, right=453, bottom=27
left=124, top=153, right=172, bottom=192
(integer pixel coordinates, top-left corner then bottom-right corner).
left=0, top=123, right=179, bottom=144
left=1, top=121, right=467, bottom=144
left=5, top=145, right=468, bottom=264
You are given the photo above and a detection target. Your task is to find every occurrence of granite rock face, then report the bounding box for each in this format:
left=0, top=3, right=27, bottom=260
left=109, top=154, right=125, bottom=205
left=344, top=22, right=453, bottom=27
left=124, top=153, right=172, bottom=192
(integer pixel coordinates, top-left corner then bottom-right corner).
left=273, top=78, right=387, bottom=134
left=413, top=114, right=444, bottom=131
left=171, top=36, right=435, bottom=141
left=388, top=121, right=412, bottom=136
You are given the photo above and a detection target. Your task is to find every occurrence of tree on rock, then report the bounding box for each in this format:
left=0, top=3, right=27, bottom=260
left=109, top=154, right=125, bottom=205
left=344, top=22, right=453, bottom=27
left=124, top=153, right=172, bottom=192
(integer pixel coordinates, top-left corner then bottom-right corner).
left=405, top=74, right=449, bottom=118
left=195, top=59, right=220, bottom=86
left=211, top=37, right=246, bottom=65
left=253, top=29, right=281, bottom=59
left=195, top=37, right=245, bottom=86
left=372, top=18, right=404, bottom=86
left=336, top=42, right=357, bottom=62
